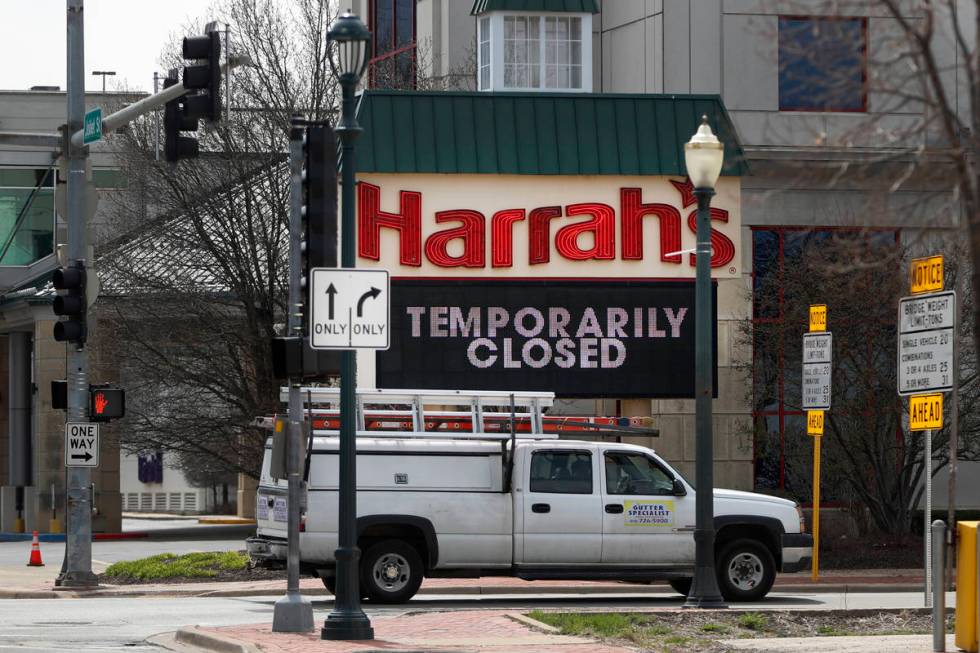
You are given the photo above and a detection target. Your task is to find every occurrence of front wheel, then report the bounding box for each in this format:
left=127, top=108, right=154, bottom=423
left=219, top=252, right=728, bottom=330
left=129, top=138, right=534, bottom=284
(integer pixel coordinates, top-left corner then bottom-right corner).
left=360, top=539, right=424, bottom=604
left=716, top=539, right=776, bottom=602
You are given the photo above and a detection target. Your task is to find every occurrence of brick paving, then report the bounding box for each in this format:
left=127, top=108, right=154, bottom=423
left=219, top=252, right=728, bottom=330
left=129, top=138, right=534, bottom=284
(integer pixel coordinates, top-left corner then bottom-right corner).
left=201, top=610, right=635, bottom=652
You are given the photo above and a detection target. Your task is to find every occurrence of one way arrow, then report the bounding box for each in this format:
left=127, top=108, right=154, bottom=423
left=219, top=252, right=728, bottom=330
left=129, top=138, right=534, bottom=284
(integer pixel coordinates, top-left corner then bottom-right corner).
left=71, top=452, right=93, bottom=462
left=326, top=283, right=337, bottom=320
left=357, top=287, right=381, bottom=317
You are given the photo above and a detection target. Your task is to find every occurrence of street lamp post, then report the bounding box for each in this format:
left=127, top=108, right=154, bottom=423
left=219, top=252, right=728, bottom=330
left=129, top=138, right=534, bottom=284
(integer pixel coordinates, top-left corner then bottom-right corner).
left=321, top=12, right=374, bottom=642
left=683, top=116, right=728, bottom=609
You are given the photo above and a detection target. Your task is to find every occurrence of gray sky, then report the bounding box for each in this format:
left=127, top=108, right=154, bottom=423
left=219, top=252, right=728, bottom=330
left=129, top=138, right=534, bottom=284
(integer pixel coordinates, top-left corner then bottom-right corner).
left=0, top=0, right=217, bottom=93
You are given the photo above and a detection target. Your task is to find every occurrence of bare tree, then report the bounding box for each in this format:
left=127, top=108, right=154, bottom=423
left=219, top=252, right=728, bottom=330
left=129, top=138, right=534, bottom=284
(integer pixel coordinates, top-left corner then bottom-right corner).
left=742, top=231, right=980, bottom=534
left=94, top=0, right=338, bottom=479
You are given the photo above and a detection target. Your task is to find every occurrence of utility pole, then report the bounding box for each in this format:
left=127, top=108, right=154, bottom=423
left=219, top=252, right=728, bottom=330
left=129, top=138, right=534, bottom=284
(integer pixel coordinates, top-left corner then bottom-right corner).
left=59, top=0, right=97, bottom=588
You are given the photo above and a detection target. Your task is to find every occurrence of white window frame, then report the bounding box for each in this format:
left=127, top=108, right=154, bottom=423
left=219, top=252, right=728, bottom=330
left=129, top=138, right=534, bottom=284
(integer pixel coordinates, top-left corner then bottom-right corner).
left=477, top=11, right=593, bottom=93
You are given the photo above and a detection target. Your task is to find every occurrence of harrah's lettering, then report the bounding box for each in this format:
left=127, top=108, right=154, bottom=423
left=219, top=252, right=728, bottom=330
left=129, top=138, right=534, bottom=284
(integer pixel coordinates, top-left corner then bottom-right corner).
left=357, top=176, right=738, bottom=273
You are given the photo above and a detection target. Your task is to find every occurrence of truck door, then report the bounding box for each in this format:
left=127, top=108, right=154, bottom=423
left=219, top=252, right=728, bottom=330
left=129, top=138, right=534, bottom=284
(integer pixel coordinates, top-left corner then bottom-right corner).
left=600, top=450, right=695, bottom=564
left=520, top=448, right=602, bottom=564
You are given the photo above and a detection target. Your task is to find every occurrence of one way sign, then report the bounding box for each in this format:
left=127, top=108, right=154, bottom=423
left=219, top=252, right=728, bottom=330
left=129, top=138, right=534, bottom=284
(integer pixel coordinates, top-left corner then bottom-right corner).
left=310, top=268, right=390, bottom=350
left=65, top=423, right=99, bottom=468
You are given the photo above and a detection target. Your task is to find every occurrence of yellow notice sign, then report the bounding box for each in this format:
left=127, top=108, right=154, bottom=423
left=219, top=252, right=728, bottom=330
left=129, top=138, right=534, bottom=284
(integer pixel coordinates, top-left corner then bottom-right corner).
left=910, top=255, right=943, bottom=294
left=910, top=394, right=943, bottom=431
left=809, top=305, right=827, bottom=332
left=807, top=410, right=824, bottom=436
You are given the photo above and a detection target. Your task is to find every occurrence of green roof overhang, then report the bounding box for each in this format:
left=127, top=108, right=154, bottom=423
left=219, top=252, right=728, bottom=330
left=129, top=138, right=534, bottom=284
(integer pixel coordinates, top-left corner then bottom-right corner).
left=355, top=91, right=748, bottom=178
left=471, top=0, right=599, bottom=15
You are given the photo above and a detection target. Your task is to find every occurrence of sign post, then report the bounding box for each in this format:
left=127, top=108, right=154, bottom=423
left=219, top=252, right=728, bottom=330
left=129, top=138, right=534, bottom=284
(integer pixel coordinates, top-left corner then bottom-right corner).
left=804, top=305, right=831, bottom=581
left=899, top=255, right=954, bottom=608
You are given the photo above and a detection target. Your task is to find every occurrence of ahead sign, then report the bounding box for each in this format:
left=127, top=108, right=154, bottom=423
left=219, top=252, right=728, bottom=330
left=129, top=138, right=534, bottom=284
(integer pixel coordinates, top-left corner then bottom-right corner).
left=65, top=422, right=99, bottom=467
left=309, top=268, right=390, bottom=350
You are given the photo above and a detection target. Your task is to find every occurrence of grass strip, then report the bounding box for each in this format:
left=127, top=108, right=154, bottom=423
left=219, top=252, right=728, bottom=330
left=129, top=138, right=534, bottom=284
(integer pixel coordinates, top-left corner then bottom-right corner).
left=103, top=551, right=248, bottom=581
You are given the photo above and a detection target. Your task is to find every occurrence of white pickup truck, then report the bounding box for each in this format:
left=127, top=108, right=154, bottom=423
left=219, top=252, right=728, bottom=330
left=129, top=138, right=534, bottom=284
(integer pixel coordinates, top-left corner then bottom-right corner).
left=247, top=390, right=812, bottom=604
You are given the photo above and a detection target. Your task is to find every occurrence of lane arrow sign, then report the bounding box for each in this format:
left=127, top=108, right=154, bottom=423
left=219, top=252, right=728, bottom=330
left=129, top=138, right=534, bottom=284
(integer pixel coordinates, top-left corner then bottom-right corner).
left=71, top=452, right=93, bottom=462
left=357, top=287, right=381, bottom=317
left=326, top=283, right=337, bottom=320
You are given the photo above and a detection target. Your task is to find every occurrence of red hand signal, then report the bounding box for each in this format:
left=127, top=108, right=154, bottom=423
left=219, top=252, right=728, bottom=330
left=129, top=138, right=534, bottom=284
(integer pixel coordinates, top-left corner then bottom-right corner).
left=94, top=392, right=108, bottom=415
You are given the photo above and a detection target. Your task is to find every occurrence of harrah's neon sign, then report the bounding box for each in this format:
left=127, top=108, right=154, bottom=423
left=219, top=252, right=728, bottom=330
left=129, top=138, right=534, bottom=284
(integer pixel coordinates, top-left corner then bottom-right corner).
left=357, top=177, right=736, bottom=270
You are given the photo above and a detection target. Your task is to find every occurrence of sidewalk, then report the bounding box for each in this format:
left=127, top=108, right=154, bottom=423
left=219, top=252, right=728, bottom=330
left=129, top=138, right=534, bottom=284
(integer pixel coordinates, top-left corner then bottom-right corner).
left=164, top=613, right=959, bottom=653
left=168, top=611, right=635, bottom=653
left=0, top=567, right=928, bottom=599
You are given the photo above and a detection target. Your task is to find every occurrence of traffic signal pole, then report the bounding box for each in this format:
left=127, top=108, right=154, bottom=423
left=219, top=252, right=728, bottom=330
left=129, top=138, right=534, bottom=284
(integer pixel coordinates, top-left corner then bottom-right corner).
left=271, top=117, right=314, bottom=632
left=59, top=0, right=97, bottom=588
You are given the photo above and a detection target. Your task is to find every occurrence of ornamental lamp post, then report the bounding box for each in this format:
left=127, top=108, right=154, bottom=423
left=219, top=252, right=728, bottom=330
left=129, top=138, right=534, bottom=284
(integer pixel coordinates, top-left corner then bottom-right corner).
left=321, top=11, right=374, bottom=642
left=683, top=116, right=728, bottom=609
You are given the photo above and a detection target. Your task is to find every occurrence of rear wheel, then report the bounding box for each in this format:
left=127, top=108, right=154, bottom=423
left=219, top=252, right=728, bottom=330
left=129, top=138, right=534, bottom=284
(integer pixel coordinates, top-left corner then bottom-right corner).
left=321, top=575, right=336, bottom=595
left=716, top=538, right=776, bottom=602
left=668, top=578, right=692, bottom=597
left=360, top=539, right=424, bottom=604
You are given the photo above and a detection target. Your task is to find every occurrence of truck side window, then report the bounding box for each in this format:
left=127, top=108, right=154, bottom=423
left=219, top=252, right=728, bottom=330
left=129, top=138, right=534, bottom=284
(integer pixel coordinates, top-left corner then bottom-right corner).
left=604, top=452, right=675, bottom=495
left=530, top=451, right=593, bottom=494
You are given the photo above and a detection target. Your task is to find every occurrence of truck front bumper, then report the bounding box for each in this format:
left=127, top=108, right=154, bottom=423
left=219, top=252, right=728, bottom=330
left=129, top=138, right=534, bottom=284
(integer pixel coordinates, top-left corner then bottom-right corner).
left=780, top=532, right=813, bottom=573
left=246, top=535, right=287, bottom=568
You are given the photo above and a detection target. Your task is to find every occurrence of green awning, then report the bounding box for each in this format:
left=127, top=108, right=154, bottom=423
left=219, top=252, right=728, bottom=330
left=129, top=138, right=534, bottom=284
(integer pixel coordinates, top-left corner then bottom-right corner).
left=471, top=0, right=599, bottom=14
left=356, top=91, right=748, bottom=177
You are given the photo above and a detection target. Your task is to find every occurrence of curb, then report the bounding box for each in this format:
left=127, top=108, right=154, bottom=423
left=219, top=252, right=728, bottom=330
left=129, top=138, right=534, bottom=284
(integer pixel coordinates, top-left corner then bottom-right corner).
left=0, top=581, right=929, bottom=600
left=505, top=612, right=561, bottom=634
left=197, top=518, right=256, bottom=526
left=175, top=627, right=261, bottom=653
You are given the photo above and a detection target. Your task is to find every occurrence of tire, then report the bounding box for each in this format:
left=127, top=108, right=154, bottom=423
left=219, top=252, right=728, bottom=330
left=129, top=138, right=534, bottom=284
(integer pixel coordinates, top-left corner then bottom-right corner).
left=669, top=578, right=692, bottom=597
left=360, top=539, right=424, bottom=604
left=716, top=538, right=776, bottom=602
left=321, top=575, right=336, bottom=595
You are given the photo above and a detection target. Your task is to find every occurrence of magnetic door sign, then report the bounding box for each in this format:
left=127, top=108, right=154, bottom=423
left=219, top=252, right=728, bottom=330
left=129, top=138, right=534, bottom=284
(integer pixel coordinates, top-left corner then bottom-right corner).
left=809, top=305, right=827, bottom=332
left=377, top=280, right=718, bottom=398
left=807, top=411, right=824, bottom=436
left=909, top=394, right=943, bottom=431
left=910, top=255, right=943, bottom=294
left=624, top=500, right=675, bottom=526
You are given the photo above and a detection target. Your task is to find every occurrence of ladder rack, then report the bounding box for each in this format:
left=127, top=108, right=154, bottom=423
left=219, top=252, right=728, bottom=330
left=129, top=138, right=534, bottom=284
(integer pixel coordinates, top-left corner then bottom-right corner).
left=267, top=387, right=658, bottom=440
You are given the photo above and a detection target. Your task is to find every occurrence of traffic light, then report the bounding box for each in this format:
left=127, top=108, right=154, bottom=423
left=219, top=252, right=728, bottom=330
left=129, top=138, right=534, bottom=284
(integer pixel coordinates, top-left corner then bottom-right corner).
left=181, top=30, right=221, bottom=122
left=89, top=385, right=125, bottom=422
left=163, top=71, right=200, bottom=162
left=52, top=261, right=86, bottom=345
left=301, top=125, right=338, bottom=295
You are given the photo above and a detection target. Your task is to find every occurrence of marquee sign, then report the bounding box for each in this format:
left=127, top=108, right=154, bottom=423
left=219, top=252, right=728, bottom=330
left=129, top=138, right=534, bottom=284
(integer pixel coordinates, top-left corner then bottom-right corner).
left=356, top=174, right=741, bottom=278
left=376, top=280, right=716, bottom=398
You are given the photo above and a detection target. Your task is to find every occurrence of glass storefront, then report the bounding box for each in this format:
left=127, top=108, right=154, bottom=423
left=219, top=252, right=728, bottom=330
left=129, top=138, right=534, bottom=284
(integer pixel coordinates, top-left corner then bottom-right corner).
left=0, top=168, right=55, bottom=266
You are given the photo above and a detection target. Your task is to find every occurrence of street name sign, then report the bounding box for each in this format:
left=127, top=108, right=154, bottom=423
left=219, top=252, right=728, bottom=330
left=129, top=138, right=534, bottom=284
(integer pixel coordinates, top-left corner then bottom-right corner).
left=909, top=393, right=943, bottom=431
left=83, top=107, right=102, bottom=145
left=309, top=268, right=390, bottom=350
left=898, top=291, right=955, bottom=396
left=802, top=332, right=832, bottom=410
left=910, top=255, right=943, bottom=294
left=65, top=422, right=99, bottom=467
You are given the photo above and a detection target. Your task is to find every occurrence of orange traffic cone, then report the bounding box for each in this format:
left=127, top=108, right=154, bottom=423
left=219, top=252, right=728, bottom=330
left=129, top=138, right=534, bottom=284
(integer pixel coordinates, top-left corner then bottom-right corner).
left=26, top=531, right=44, bottom=567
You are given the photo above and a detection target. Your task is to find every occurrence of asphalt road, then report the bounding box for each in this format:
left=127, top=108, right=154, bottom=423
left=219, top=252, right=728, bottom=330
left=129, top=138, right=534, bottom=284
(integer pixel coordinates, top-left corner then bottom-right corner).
left=0, top=591, right=957, bottom=652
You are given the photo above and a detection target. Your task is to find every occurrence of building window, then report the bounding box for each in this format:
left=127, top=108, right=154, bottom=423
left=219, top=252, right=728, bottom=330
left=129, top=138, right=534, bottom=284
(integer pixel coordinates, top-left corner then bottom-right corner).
left=479, top=17, right=492, bottom=91
left=501, top=15, right=583, bottom=91
left=504, top=16, right=540, bottom=88
left=778, top=16, right=867, bottom=112
left=0, top=168, right=55, bottom=266
left=370, top=0, right=416, bottom=89
left=544, top=16, right=582, bottom=89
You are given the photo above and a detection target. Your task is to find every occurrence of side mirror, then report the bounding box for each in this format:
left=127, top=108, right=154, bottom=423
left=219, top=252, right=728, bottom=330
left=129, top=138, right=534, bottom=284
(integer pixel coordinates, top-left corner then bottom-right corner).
left=672, top=479, right=687, bottom=496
